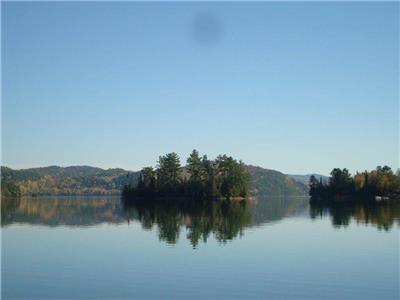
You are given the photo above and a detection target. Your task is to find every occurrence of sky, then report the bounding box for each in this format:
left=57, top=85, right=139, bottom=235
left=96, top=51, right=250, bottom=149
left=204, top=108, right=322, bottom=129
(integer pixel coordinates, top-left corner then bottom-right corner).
left=2, top=2, right=398, bottom=175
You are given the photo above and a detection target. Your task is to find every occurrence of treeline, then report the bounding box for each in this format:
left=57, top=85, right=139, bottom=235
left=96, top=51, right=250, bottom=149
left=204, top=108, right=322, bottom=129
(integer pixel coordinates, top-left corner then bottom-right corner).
left=309, top=166, right=400, bottom=202
left=0, top=166, right=137, bottom=197
left=123, top=150, right=250, bottom=200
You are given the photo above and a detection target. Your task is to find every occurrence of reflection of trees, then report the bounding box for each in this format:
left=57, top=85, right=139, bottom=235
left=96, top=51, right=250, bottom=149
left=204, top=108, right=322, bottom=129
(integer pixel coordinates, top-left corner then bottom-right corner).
left=310, top=201, right=400, bottom=231
left=122, top=198, right=251, bottom=247
left=250, top=196, right=309, bottom=225
left=4, top=195, right=397, bottom=249
left=1, top=197, right=22, bottom=224
left=1, top=196, right=126, bottom=226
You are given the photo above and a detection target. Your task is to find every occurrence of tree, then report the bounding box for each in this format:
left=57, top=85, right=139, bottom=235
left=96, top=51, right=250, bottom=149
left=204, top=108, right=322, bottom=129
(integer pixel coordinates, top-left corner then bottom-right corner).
left=329, top=168, right=354, bottom=195
left=202, top=155, right=219, bottom=198
left=141, top=167, right=156, bottom=195
left=123, top=151, right=251, bottom=200
left=309, top=175, right=320, bottom=197
left=156, top=152, right=181, bottom=194
left=216, top=155, right=249, bottom=199
left=377, top=165, right=393, bottom=175
left=309, top=166, right=400, bottom=203
left=186, top=150, right=203, bottom=197
left=1, top=179, right=20, bottom=198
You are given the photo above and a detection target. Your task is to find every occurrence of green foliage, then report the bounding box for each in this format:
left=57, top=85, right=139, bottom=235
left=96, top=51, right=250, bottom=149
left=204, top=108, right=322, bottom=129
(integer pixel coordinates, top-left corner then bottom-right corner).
left=156, top=152, right=181, bottom=194
left=1, top=179, right=20, bottom=198
left=310, top=166, right=400, bottom=202
left=186, top=150, right=204, bottom=197
left=216, top=155, right=249, bottom=198
left=124, top=167, right=156, bottom=197
left=1, top=163, right=309, bottom=198
left=329, top=168, right=354, bottom=195
left=247, top=165, right=308, bottom=197
left=123, top=150, right=250, bottom=200
left=1, top=166, right=139, bottom=196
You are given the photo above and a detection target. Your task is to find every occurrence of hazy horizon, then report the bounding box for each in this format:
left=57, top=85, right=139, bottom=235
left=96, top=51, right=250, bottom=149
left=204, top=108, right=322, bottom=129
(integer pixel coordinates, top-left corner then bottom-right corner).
left=2, top=2, right=398, bottom=175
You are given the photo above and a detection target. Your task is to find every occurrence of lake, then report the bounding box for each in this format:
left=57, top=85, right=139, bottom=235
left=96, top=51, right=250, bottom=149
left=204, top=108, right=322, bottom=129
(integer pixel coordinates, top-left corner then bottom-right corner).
left=2, top=196, right=399, bottom=299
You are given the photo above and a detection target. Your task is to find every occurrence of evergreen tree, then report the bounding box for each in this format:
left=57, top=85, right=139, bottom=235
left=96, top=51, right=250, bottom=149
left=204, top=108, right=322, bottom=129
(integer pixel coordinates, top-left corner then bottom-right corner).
left=329, top=168, right=354, bottom=195
left=123, top=151, right=251, bottom=200
left=141, top=167, right=156, bottom=195
left=202, top=155, right=218, bottom=198
left=309, top=175, right=320, bottom=197
left=216, top=155, right=249, bottom=199
left=187, top=150, right=203, bottom=197
left=310, top=165, right=400, bottom=202
left=156, top=152, right=181, bottom=194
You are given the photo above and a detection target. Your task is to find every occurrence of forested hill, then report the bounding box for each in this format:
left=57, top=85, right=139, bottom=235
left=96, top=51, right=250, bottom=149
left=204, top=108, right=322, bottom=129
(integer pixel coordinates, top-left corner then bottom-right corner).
left=1, top=165, right=308, bottom=197
left=1, top=166, right=139, bottom=196
left=246, top=166, right=308, bottom=197
left=288, top=174, right=329, bottom=185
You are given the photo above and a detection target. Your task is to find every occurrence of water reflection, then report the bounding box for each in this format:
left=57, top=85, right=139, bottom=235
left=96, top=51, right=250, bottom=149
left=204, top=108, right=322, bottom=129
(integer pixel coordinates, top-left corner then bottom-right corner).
left=123, top=199, right=251, bottom=247
left=310, top=201, right=400, bottom=231
left=250, top=195, right=309, bottom=226
left=2, top=196, right=399, bottom=246
left=1, top=196, right=126, bottom=227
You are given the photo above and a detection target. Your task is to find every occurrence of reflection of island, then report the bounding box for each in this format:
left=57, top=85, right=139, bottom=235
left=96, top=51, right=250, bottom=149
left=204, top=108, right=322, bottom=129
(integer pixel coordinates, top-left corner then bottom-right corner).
left=310, top=201, right=400, bottom=231
left=122, top=198, right=251, bottom=247
left=2, top=195, right=399, bottom=246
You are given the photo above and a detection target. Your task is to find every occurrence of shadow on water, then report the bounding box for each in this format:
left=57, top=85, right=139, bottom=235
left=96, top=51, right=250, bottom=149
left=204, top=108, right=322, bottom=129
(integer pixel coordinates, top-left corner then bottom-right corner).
left=310, top=200, right=400, bottom=231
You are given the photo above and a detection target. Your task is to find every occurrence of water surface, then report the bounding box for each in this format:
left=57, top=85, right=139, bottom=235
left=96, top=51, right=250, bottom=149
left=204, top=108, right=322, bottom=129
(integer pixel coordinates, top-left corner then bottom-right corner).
left=2, top=196, right=399, bottom=299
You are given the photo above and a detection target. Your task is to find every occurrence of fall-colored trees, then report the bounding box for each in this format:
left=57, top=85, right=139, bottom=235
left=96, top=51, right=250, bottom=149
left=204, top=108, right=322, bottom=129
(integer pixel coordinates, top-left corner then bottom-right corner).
left=309, top=166, right=400, bottom=202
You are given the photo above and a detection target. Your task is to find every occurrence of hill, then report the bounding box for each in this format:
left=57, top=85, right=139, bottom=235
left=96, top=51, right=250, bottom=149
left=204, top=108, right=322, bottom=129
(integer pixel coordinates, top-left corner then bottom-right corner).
left=247, top=166, right=308, bottom=197
left=288, top=174, right=329, bottom=186
left=1, top=166, right=139, bottom=196
left=1, top=165, right=308, bottom=197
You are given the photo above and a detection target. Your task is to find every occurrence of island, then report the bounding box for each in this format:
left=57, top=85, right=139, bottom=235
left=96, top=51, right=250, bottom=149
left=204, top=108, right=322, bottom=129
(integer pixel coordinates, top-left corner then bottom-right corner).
left=122, top=150, right=250, bottom=201
left=309, top=166, right=400, bottom=203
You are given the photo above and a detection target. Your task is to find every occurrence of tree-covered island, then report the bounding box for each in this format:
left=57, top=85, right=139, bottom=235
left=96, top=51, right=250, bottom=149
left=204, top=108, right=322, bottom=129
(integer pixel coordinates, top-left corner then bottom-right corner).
left=309, top=166, right=400, bottom=203
left=122, top=150, right=250, bottom=200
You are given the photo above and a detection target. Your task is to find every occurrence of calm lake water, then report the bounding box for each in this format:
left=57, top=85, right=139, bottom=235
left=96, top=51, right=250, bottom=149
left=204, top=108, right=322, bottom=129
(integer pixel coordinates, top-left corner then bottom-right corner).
left=2, top=196, right=399, bottom=299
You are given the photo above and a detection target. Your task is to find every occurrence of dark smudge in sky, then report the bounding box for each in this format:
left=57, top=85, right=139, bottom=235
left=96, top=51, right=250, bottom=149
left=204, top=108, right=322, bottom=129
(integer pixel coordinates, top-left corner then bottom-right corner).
left=191, top=11, right=224, bottom=46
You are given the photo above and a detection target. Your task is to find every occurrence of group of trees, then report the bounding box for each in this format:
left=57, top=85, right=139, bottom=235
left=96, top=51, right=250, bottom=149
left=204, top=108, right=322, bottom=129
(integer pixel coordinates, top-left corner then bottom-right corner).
left=0, top=166, right=137, bottom=197
left=309, top=166, right=400, bottom=202
left=123, top=150, right=250, bottom=200
left=1, top=179, right=20, bottom=198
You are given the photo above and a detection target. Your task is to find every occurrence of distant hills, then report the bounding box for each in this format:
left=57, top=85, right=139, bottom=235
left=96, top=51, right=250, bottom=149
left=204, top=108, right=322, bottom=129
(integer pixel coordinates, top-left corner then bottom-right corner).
left=246, top=166, right=308, bottom=197
left=288, top=174, right=329, bottom=186
left=1, top=166, right=139, bottom=196
left=1, top=165, right=310, bottom=197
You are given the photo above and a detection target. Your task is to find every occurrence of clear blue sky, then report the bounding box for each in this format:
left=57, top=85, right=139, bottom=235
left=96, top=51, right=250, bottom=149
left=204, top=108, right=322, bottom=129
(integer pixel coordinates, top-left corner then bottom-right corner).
left=2, top=2, right=398, bottom=175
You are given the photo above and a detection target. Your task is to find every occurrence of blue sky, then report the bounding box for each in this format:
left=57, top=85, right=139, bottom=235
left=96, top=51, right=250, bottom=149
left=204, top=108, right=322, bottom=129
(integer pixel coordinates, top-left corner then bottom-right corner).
left=2, top=2, right=398, bottom=175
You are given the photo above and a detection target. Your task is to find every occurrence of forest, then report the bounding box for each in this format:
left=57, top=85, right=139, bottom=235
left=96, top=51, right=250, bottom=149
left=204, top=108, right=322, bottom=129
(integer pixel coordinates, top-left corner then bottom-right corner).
left=123, top=150, right=250, bottom=200
left=0, top=166, right=137, bottom=197
left=0, top=163, right=307, bottom=198
left=309, top=166, right=400, bottom=202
